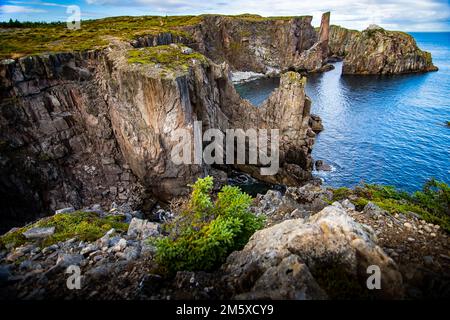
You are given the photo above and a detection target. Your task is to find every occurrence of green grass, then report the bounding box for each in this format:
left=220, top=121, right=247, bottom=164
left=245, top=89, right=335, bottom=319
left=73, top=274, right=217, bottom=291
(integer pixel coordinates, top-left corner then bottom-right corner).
left=0, top=211, right=128, bottom=249
left=330, top=179, right=450, bottom=232
left=0, top=14, right=313, bottom=60
left=127, top=45, right=208, bottom=73
left=0, top=15, right=202, bottom=59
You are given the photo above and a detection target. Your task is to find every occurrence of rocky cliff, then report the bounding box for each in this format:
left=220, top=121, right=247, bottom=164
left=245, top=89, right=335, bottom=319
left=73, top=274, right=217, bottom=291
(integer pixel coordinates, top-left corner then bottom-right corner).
left=0, top=12, right=439, bottom=229
left=0, top=37, right=318, bottom=229
left=0, top=52, right=147, bottom=231
left=186, top=14, right=330, bottom=73
left=329, top=25, right=438, bottom=74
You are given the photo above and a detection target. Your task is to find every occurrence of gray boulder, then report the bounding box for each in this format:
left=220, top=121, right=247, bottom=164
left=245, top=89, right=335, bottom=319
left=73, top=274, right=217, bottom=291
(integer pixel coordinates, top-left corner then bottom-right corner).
left=22, top=227, right=55, bottom=239
left=127, top=218, right=160, bottom=240
left=222, top=205, right=404, bottom=299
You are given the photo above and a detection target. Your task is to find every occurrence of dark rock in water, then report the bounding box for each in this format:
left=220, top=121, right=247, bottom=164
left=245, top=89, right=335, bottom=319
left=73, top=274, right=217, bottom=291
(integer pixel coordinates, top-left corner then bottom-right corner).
left=329, top=25, right=438, bottom=74
left=320, top=63, right=335, bottom=72
left=309, top=114, right=324, bottom=133
left=315, top=160, right=332, bottom=171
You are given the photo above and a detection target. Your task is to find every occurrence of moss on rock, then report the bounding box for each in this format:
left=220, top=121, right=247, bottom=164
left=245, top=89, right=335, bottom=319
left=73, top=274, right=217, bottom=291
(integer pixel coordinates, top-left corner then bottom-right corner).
left=127, top=44, right=208, bottom=73
left=0, top=211, right=128, bottom=249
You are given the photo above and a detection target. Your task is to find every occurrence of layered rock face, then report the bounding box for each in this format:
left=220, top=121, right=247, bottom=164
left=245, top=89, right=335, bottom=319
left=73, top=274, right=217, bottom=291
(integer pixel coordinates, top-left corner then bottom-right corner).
left=0, top=53, right=145, bottom=232
left=186, top=14, right=330, bottom=73
left=329, top=25, right=438, bottom=74
left=101, top=42, right=317, bottom=197
left=0, top=39, right=319, bottom=228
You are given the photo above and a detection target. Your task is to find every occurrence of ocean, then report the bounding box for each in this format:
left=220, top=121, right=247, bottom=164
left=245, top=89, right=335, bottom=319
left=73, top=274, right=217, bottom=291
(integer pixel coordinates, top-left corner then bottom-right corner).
left=234, top=32, right=450, bottom=192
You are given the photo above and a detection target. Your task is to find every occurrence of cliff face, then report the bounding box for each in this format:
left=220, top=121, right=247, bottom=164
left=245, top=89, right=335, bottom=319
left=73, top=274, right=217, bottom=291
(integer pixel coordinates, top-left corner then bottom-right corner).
left=186, top=14, right=329, bottom=73
left=0, top=53, right=146, bottom=231
left=101, top=42, right=316, bottom=197
left=329, top=25, right=438, bottom=74
left=0, top=13, right=439, bottom=229
left=0, top=38, right=318, bottom=228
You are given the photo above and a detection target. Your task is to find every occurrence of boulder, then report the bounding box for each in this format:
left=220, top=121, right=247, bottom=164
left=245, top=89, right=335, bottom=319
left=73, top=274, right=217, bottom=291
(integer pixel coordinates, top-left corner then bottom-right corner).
left=315, top=160, right=332, bottom=171
left=22, top=227, right=55, bottom=239
left=222, top=205, right=404, bottom=299
left=341, top=199, right=356, bottom=211
left=363, top=202, right=388, bottom=219
left=55, top=207, right=75, bottom=215
left=127, top=218, right=160, bottom=240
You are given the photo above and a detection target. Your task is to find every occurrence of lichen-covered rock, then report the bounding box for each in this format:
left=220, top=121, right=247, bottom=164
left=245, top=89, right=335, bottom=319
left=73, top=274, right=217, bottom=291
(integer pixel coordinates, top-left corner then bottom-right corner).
left=222, top=205, right=404, bottom=299
left=329, top=25, right=438, bottom=74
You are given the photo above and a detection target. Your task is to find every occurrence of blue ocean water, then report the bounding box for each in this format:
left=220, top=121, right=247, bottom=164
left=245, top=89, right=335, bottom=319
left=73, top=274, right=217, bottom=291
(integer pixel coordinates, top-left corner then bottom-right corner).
left=235, top=32, right=450, bottom=192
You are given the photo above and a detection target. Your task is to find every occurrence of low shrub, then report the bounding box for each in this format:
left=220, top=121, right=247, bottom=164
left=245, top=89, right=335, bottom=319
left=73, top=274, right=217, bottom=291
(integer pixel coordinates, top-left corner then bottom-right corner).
left=154, top=176, right=264, bottom=273
left=331, top=179, right=450, bottom=232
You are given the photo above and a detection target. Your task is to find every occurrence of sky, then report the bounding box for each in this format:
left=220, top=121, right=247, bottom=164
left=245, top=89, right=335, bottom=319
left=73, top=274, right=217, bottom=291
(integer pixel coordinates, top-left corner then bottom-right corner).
left=0, top=0, right=449, bottom=31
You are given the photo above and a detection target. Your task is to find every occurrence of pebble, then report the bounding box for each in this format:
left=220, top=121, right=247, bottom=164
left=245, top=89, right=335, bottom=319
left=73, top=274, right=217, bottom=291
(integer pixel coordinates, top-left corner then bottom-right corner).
left=390, top=252, right=399, bottom=257
left=407, top=237, right=415, bottom=242
left=404, top=222, right=413, bottom=229
left=423, top=256, right=434, bottom=266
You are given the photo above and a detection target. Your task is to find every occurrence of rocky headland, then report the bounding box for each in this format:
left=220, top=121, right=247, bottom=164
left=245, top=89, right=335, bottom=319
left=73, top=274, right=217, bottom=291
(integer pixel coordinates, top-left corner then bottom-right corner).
left=0, top=12, right=446, bottom=300
left=329, top=24, right=438, bottom=74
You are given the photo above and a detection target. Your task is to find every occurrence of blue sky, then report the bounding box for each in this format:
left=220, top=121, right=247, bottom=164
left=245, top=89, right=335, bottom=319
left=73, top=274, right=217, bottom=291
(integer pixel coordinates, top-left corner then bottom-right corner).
left=1, top=0, right=449, bottom=31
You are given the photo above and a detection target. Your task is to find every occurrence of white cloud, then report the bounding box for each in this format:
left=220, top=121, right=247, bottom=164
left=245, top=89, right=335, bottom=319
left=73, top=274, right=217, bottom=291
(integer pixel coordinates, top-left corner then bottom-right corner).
left=84, top=0, right=450, bottom=31
left=8, top=1, right=68, bottom=8
left=0, top=5, right=46, bottom=13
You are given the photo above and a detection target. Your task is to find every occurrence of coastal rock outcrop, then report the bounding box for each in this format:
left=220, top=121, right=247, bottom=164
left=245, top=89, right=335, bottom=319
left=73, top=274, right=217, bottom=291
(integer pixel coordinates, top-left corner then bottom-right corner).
left=0, top=53, right=145, bottom=232
left=221, top=205, right=404, bottom=299
left=0, top=39, right=319, bottom=228
left=329, top=25, right=438, bottom=74
left=102, top=42, right=318, bottom=197
left=187, top=13, right=330, bottom=73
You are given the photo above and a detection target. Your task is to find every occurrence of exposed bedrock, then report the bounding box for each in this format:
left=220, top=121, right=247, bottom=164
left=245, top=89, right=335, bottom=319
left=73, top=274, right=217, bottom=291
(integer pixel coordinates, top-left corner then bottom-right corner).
left=222, top=205, right=404, bottom=299
left=101, top=42, right=318, bottom=198
left=0, top=41, right=319, bottom=228
left=0, top=53, right=147, bottom=232
left=185, top=14, right=330, bottom=73
left=329, top=25, right=438, bottom=74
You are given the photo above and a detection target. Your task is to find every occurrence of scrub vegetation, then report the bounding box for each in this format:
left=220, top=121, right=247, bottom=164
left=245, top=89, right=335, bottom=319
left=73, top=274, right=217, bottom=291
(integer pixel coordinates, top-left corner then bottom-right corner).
left=154, top=176, right=264, bottom=273
left=331, top=179, right=450, bottom=232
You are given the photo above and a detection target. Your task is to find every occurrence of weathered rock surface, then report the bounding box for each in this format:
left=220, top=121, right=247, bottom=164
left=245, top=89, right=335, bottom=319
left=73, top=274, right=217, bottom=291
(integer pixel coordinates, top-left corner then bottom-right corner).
left=22, top=227, right=55, bottom=239
left=187, top=14, right=330, bottom=73
left=0, top=190, right=448, bottom=300
left=329, top=25, right=438, bottom=74
left=0, top=52, right=146, bottom=232
left=222, top=205, right=404, bottom=299
left=252, top=182, right=332, bottom=225
left=0, top=37, right=320, bottom=229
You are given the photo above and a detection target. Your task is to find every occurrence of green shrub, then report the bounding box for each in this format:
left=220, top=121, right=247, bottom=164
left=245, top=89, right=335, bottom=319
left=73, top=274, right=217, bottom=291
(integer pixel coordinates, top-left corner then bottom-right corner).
left=155, top=176, right=264, bottom=273
left=330, top=179, right=450, bottom=232
left=413, top=179, right=450, bottom=223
